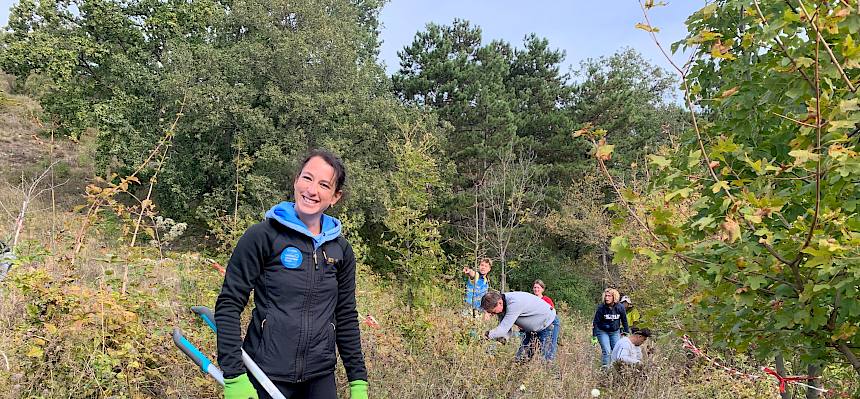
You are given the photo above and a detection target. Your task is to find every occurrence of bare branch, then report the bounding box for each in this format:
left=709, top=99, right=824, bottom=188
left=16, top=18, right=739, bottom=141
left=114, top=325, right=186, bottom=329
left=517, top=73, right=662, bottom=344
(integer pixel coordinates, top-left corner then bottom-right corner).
left=836, top=341, right=860, bottom=375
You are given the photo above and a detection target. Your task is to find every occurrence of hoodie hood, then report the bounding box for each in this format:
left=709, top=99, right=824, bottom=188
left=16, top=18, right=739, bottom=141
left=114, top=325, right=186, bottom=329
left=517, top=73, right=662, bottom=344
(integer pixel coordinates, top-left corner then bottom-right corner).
left=265, top=202, right=342, bottom=249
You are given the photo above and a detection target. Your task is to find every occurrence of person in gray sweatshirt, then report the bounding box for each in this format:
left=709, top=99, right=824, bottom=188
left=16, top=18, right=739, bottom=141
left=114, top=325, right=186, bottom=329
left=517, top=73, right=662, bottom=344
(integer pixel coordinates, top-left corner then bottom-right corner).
left=481, top=291, right=559, bottom=361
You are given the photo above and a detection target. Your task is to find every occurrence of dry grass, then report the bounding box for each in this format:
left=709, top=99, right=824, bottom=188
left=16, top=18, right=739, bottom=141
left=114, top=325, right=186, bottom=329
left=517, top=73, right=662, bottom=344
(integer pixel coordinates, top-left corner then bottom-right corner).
left=343, top=270, right=781, bottom=399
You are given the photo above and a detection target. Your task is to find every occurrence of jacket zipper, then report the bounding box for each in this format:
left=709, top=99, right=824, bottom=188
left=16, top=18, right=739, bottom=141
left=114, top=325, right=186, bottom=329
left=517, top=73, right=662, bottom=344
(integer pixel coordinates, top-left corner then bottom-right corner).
left=296, top=244, right=318, bottom=382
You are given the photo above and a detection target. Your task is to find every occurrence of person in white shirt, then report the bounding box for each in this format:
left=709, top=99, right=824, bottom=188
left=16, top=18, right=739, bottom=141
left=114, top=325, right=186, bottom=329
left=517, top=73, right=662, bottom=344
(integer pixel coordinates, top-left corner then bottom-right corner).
left=610, top=328, right=652, bottom=365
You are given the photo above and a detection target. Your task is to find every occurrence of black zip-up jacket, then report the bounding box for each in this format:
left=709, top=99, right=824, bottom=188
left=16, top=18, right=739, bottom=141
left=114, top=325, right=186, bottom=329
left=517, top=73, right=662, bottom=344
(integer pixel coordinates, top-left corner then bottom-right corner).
left=215, top=218, right=367, bottom=383
left=592, top=303, right=630, bottom=336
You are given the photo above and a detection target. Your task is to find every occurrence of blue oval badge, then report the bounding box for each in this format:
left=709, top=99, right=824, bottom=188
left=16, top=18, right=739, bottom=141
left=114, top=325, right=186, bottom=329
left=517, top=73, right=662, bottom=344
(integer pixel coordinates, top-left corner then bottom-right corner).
left=280, top=247, right=303, bottom=269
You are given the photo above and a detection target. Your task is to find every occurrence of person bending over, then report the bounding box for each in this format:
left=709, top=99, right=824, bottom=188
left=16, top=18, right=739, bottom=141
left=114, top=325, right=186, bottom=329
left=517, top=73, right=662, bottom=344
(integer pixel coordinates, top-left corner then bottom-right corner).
left=482, top=291, right=559, bottom=361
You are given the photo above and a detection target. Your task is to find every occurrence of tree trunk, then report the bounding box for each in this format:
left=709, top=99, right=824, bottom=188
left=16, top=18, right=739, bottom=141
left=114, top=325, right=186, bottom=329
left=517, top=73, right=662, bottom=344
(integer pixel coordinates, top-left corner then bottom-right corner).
left=805, top=364, right=819, bottom=399
left=775, top=354, right=791, bottom=399
left=500, top=256, right=507, bottom=293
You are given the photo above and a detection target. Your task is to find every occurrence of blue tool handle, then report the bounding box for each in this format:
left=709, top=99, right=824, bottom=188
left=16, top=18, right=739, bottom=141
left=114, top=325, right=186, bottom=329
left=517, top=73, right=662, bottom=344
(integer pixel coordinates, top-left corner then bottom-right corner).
left=172, top=328, right=212, bottom=373
left=191, top=306, right=217, bottom=333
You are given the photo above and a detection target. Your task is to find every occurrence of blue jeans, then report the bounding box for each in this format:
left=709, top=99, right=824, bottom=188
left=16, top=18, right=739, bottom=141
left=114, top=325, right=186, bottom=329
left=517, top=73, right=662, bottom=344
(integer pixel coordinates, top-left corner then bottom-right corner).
left=516, top=317, right=559, bottom=361
left=548, top=317, right=560, bottom=360
left=596, top=329, right=620, bottom=366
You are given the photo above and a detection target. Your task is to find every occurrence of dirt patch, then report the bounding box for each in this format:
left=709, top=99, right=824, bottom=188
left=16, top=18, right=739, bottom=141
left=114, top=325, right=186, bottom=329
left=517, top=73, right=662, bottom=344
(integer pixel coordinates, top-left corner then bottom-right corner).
left=0, top=94, right=92, bottom=209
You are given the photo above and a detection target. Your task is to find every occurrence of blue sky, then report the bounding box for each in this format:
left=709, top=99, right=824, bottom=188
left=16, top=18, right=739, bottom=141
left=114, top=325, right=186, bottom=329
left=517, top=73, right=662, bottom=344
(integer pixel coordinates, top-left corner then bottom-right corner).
left=378, top=0, right=703, bottom=76
left=0, top=0, right=703, bottom=76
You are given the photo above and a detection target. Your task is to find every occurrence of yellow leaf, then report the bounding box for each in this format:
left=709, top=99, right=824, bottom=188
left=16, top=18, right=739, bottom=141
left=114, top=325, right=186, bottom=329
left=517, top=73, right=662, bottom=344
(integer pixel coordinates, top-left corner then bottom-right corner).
left=710, top=41, right=736, bottom=60
left=719, top=218, right=741, bottom=243
left=788, top=149, right=819, bottom=165
left=635, top=23, right=660, bottom=33
left=711, top=181, right=729, bottom=193
left=720, top=86, right=739, bottom=98
left=595, top=138, right=614, bottom=161
left=26, top=346, right=44, bottom=358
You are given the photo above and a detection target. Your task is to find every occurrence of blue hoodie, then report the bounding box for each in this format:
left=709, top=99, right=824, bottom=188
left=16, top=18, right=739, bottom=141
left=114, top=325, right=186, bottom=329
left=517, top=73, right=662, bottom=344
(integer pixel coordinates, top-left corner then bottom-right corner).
left=264, top=201, right=342, bottom=249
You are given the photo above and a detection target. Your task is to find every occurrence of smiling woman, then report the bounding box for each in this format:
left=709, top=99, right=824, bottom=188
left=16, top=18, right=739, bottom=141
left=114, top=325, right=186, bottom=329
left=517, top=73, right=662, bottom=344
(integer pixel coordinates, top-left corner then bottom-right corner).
left=214, top=150, right=368, bottom=399
left=293, top=151, right=346, bottom=235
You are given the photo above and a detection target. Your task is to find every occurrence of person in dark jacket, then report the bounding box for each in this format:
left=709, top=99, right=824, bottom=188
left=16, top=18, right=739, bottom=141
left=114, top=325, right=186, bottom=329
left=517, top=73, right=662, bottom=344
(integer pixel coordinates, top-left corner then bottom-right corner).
left=591, top=288, right=629, bottom=367
left=215, top=150, right=368, bottom=399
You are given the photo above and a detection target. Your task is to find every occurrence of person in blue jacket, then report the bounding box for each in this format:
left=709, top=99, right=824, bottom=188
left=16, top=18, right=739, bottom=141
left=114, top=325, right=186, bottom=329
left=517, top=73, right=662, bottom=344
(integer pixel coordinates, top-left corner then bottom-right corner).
left=215, top=150, right=368, bottom=399
left=591, top=288, right=629, bottom=367
left=463, top=257, right=492, bottom=311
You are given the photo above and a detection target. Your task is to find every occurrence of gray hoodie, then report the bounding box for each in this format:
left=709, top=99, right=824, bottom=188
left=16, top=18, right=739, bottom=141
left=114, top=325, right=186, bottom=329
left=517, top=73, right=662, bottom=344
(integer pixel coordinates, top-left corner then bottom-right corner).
left=487, top=292, right=556, bottom=340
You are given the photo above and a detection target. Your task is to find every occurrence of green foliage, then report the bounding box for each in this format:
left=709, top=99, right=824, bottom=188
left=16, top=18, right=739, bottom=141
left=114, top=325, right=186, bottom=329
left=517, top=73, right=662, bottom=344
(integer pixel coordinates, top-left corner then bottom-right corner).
left=381, top=118, right=448, bottom=309
left=506, top=252, right=599, bottom=316
left=570, top=48, right=688, bottom=180
left=0, top=0, right=396, bottom=234
left=10, top=267, right=163, bottom=397
left=394, top=22, right=688, bottom=299
left=613, top=0, right=860, bottom=380
left=394, top=20, right=579, bottom=196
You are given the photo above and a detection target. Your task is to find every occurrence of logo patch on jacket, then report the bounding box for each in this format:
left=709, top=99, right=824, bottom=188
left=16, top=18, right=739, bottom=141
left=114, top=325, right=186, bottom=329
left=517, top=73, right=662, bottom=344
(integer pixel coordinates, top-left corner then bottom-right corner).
left=280, top=247, right=303, bottom=269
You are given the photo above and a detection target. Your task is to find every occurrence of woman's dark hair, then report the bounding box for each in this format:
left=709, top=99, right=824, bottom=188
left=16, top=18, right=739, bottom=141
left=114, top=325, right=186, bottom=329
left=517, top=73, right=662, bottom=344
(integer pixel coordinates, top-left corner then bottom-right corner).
left=297, top=149, right=347, bottom=192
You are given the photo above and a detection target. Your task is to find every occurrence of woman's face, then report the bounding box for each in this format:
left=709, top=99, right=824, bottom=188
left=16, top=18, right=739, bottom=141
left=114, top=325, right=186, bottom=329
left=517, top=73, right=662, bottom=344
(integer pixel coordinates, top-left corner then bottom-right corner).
left=604, top=292, right=614, bottom=304
left=293, top=156, right=342, bottom=221
left=533, top=283, right=544, bottom=297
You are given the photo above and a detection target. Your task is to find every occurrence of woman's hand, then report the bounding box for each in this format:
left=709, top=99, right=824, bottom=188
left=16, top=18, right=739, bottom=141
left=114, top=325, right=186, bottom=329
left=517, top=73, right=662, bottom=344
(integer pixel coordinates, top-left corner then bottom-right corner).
left=223, top=374, right=258, bottom=399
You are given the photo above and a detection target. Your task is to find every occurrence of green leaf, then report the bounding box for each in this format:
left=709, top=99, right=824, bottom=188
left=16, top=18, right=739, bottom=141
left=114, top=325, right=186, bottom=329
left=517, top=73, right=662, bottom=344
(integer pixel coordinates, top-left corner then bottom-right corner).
left=691, top=216, right=715, bottom=230
left=700, top=3, right=717, bottom=17
left=610, top=236, right=634, bottom=263
left=687, top=150, right=702, bottom=168
left=665, top=187, right=693, bottom=201
left=748, top=276, right=767, bottom=290
left=637, top=247, right=659, bottom=262
left=648, top=154, right=671, bottom=168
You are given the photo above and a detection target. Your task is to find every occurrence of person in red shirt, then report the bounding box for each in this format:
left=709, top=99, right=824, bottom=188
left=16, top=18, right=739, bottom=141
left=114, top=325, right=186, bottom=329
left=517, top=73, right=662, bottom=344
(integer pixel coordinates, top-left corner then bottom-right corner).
left=532, top=279, right=560, bottom=359
left=533, top=280, right=554, bottom=309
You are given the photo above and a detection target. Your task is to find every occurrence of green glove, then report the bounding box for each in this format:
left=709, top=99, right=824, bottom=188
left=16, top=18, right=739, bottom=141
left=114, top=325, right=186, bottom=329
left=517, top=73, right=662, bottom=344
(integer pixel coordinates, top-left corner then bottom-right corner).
left=590, top=336, right=598, bottom=346
left=224, top=373, right=258, bottom=399
left=349, top=380, right=369, bottom=399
